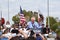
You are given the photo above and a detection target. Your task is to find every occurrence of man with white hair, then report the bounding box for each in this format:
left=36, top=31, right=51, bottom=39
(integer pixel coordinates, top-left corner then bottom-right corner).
left=27, top=16, right=38, bottom=29
left=27, top=17, right=46, bottom=40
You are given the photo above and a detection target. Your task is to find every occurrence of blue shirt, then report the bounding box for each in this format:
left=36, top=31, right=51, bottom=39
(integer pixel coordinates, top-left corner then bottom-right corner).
left=27, top=21, right=38, bottom=28
left=38, top=23, right=43, bottom=28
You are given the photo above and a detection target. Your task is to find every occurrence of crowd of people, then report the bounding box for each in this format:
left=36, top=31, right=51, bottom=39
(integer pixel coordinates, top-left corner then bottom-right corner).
left=0, top=15, right=56, bottom=40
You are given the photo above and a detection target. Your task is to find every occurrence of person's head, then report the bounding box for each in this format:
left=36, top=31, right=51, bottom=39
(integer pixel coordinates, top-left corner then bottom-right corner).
left=31, top=17, right=36, bottom=23
left=0, top=26, right=1, bottom=30
left=13, top=24, right=18, bottom=28
left=42, top=24, right=44, bottom=27
left=6, top=21, right=10, bottom=25
left=38, top=18, right=42, bottom=22
left=46, top=25, right=48, bottom=28
left=20, top=17, right=26, bottom=24
left=38, top=14, right=44, bottom=22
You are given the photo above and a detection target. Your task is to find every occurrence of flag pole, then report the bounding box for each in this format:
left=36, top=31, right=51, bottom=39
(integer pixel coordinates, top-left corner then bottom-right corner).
left=8, top=0, right=9, bottom=21
left=1, top=10, right=2, bottom=19
left=47, top=0, right=50, bottom=28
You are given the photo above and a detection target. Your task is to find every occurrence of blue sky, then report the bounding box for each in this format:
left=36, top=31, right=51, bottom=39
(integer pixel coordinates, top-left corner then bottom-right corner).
left=0, top=0, right=60, bottom=24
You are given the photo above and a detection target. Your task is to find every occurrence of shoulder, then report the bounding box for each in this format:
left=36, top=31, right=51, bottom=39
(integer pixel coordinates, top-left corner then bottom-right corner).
left=34, top=21, right=38, bottom=24
left=27, top=21, right=31, bottom=24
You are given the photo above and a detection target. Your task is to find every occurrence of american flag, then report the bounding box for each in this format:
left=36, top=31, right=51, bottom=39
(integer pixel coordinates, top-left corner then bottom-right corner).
left=20, top=6, right=25, bottom=23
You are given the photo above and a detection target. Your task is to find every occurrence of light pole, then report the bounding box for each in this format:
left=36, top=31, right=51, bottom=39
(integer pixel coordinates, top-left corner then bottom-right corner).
left=0, top=6, right=2, bottom=20
left=1, top=11, right=2, bottom=18
left=47, top=0, right=50, bottom=28
left=8, top=0, right=9, bottom=21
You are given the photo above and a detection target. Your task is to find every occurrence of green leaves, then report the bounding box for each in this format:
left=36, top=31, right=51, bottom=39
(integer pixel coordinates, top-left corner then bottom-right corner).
left=12, top=16, right=20, bottom=24
left=46, top=17, right=57, bottom=27
left=12, top=10, right=38, bottom=24
left=51, top=23, right=58, bottom=31
left=46, top=17, right=60, bottom=34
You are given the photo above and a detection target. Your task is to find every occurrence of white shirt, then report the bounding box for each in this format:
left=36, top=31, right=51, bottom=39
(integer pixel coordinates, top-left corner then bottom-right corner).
left=6, top=24, right=11, bottom=28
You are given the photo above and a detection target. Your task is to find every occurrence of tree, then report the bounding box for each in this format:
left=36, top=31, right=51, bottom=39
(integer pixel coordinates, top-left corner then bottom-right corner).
left=46, top=17, right=57, bottom=27
left=46, top=16, right=60, bottom=35
left=51, top=23, right=58, bottom=31
left=51, top=22, right=60, bottom=35
left=12, top=10, right=38, bottom=24
left=12, top=16, right=20, bottom=24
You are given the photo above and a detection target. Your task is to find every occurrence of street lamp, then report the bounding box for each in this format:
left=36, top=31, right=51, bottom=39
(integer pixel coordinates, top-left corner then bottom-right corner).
left=47, top=0, right=50, bottom=28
